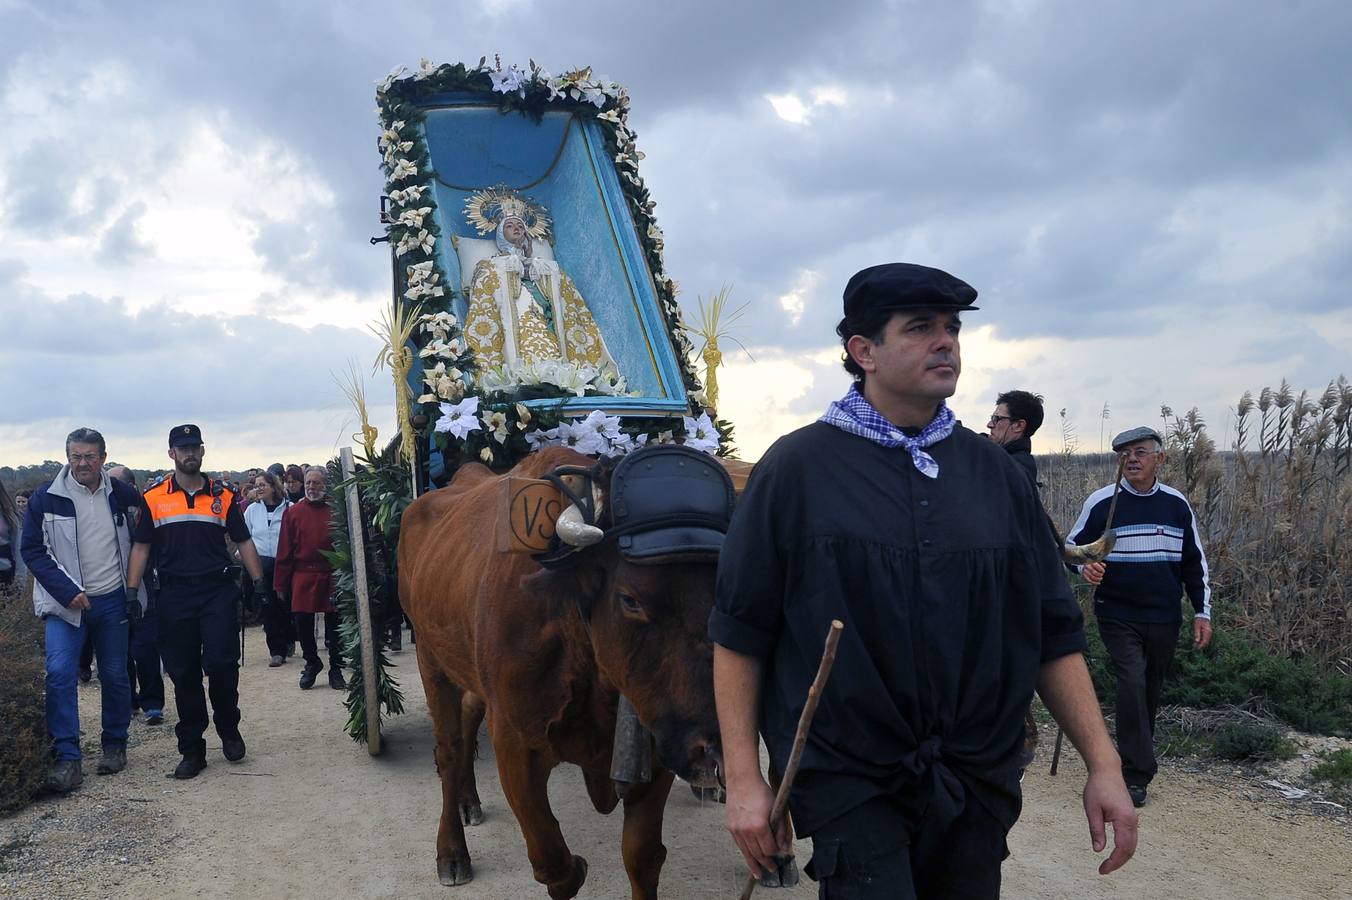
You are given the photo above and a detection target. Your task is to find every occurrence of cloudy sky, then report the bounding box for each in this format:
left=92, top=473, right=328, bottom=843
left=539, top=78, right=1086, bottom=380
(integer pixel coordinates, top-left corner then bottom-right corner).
left=2, top=0, right=1349, bottom=470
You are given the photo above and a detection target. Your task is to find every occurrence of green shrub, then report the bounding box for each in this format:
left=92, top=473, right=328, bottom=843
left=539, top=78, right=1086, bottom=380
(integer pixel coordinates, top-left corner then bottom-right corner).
left=1211, top=723, right=1297, bottom=761
left=1077, top=589, right=1352, bottom=737
left=0, top=586, right=47, bottom=814
left=1311, top=749, right=1352, bottom=788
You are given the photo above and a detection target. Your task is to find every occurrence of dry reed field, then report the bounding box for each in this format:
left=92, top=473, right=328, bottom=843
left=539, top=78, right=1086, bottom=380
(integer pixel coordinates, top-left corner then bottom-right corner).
left=1041, top=376, right=1352, bottom=675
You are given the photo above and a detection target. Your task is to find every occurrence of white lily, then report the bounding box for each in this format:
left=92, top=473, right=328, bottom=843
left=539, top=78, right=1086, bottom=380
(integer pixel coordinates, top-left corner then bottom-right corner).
left=681, top=412, right=721, bottom=454
left=377, top=65, right=409, bottom=94
left=434, top=396, right=482, bottom=440
left=482, top=409, right=510, bottom=444
left=397, top=206, right=433, bottom=228
left=489, top=64, right=527, bottom=97
left=406, top=260, right=435, bottom=284
left=525, top=427, right=558, bottom=451
left=578, top=409, right=623, bottom=443
left=581, top=84, right=606, bottom=107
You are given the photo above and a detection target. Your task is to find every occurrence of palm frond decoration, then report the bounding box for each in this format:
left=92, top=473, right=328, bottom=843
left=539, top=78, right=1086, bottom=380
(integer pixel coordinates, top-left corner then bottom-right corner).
left=683, top=284, right=753, bottom=410
left=334, top=359, right=380, bottom=461
left=369, top=301, right=423, bottom=464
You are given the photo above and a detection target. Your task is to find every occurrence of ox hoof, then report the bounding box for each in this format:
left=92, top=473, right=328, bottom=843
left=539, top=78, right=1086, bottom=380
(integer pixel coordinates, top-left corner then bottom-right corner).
left=759, top=855, right=799, bottom=888
left=460, top=801, right=484, bottom=826
left=689, top=783, right=726, bottom=804
left=437, top=856, right=474, bottom=886
left=546, top=854, right=588, bottom=900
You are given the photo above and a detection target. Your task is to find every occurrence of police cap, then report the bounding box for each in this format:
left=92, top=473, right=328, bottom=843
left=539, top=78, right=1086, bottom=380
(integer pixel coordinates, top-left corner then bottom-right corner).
left=169, top=424, right=204, bottom=448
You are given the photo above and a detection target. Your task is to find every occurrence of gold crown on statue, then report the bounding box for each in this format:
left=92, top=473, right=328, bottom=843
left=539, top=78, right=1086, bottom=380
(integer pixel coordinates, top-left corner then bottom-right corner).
left=464, top=185, right=552, bottom=241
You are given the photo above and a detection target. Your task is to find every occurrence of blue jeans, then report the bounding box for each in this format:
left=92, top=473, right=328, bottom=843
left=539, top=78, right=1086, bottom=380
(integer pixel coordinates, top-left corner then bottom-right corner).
left=45, top=587, right=132, bottom=760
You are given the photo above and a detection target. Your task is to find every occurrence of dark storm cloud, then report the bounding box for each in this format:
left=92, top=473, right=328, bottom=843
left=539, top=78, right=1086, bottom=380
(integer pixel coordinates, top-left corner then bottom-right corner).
left=2, top=0, right=1349, bottom=464
left=0, top=290, right=381, bottom=427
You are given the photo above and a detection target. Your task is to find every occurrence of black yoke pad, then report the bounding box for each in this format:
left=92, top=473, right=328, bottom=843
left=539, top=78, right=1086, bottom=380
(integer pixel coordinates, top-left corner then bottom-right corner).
left=608, top=444, right=735, bottom=560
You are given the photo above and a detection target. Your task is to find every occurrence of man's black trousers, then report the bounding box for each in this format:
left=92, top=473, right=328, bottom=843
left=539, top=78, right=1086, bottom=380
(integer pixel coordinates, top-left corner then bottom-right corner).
left=294, top=611, right=342, bottom=670
left=157, top=577, right=242, bottom=757
left=804, top=792, right=1009, bottom=899
left=128, top=607, right=164, bottom=712
left=255, top=557, right=295, bottom=658
left=1098, top=616, right=1179, bottom=788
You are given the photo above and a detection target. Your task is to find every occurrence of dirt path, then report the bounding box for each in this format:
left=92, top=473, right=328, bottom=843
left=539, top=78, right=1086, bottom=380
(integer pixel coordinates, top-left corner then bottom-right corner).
left=3, top=626, right=1350, bottom=898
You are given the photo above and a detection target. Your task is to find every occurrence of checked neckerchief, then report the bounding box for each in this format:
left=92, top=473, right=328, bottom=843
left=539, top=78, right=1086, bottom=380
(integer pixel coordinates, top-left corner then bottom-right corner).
left=819, top=384, right=955, bottom=478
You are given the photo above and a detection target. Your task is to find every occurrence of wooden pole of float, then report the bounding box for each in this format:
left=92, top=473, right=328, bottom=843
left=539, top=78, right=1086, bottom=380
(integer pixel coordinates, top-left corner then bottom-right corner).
left=738, top=620, right=843, bottom=900
left=340, top=446, right=382, bottom=756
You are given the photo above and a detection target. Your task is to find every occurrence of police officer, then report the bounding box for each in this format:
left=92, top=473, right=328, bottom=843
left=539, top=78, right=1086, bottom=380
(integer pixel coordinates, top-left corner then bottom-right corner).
left=127, top=425, right=267, bottom=780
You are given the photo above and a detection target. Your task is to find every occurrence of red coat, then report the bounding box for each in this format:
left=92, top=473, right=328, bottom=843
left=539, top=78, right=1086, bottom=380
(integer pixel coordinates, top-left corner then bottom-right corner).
left=273, top=498, right=335, bottom=614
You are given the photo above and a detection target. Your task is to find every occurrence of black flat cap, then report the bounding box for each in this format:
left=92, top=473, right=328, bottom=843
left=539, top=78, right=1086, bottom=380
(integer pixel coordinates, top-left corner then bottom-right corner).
left=168, top=423, right=203, bottom=447
left=843, top=263, right=979, bottom=319
left=1111, top=426, right=1163, bottom=452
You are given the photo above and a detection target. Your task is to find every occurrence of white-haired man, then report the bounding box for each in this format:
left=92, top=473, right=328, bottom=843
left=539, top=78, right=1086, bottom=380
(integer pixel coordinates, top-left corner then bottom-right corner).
left=274, top=466, right=345, bottom=690
left=1068, top=426, right=1212, bottom=808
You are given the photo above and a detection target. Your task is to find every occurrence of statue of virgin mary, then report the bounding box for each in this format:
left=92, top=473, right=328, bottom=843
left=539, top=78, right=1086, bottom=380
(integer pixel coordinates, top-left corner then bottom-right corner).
left=460, top=187, right=621, bottom=391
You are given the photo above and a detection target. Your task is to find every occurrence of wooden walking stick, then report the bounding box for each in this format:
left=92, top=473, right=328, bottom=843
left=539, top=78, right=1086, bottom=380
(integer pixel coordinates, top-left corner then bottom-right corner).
left=739, top=620, right=844, bottom=900
left=1051, top=455, right=1126, bottom=776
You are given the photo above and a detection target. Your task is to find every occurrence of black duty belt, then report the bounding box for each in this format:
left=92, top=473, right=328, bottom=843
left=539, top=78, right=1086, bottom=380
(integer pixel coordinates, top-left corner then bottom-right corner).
left=158, top=568, right=235, bottom=587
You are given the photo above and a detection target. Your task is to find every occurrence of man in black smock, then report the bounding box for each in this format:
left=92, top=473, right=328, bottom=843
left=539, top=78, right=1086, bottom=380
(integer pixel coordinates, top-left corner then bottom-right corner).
left=711, top=263, right=1137, bottom=898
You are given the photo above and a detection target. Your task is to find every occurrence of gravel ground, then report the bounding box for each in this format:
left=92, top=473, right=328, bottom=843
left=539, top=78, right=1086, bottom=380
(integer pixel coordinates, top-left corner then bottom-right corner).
left=3, top=626, right=1351, bottom=898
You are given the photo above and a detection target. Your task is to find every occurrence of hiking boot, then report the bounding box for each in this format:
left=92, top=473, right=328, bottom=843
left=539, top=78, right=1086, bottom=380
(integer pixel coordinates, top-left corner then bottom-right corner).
left=389, top=628, right=402, bottom=652
left=268, top=655, right=284, bottom=667
left=145, top=709, right=164, bottom=725
left=46, top=759, right=83, bottom=794
left=1127, top=784, right=1148, bottom=808
left=96, top=745, right=127, bottom=775
left=222, top=735, right=246, bottom=762
left=299, top=663, right=322, bottom=690
left=173, top=753, right=207, bottom=780
left=328, top=668, right=347, bottom=691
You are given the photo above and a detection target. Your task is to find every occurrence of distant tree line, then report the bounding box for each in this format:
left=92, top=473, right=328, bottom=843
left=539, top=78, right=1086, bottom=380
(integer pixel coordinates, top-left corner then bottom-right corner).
left=0, top=461, right=165, bottom=493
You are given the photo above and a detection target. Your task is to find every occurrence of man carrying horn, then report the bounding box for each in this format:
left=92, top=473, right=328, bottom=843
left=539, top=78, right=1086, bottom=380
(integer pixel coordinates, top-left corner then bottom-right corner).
left=1068, top=426, right=1213, bottom=809
left=712, top=263, right=1137, bottom=898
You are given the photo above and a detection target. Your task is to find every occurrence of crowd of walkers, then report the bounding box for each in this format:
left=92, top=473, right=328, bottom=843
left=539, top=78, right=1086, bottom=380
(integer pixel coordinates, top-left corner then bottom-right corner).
left=3, top=425, right=408, bottom=794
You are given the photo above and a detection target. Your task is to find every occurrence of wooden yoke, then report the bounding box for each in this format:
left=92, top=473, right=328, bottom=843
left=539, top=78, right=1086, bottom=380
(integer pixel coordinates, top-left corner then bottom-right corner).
left=498, top=457, right=755, bottom=554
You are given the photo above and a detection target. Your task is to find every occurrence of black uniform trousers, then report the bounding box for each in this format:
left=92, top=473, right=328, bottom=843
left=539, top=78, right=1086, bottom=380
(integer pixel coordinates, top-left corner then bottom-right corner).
left=157, top=575, right=242, bottom=757
left=805, top=791, right=1008, bottom=899
left=1098, top=616, right=1180, bottom=787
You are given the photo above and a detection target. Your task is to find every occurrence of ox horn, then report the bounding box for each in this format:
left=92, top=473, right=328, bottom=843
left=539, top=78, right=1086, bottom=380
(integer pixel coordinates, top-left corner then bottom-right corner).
left=556, top=483, right=605, bottom=548
left=1058, top=455, right=1126, bottom=566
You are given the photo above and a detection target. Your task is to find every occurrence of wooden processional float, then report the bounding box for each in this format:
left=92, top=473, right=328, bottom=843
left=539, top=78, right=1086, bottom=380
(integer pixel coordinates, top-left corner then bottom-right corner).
left=337, top=59, right=740, bottom=754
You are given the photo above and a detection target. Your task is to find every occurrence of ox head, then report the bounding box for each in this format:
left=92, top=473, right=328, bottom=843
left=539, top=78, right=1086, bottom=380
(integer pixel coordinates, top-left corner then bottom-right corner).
left=528, top=444, right=734, bottom=787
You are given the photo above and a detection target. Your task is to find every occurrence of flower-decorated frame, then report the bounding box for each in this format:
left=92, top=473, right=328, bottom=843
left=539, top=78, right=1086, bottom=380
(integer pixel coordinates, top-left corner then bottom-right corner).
left=376, top=58, right=726, bottom=472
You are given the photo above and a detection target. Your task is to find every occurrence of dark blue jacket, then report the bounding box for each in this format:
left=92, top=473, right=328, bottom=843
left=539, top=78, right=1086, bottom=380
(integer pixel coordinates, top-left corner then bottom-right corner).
left=1067, top=478, right=1211, bottom=624
left=20, top=468, right=142, bottom=625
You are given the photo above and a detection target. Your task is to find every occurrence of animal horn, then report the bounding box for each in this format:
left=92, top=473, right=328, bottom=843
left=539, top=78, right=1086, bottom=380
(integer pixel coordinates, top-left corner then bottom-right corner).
left=1059, top=454, right=1127, bottom=566
left=556, top=484, right=605, bottom=547
left=1062, top=529, right=1116, bottom=565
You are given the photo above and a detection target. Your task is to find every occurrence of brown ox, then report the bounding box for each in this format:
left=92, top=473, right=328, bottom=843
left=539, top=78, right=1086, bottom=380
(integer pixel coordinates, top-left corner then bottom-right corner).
left=399, top=446, right=724, bottom=899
